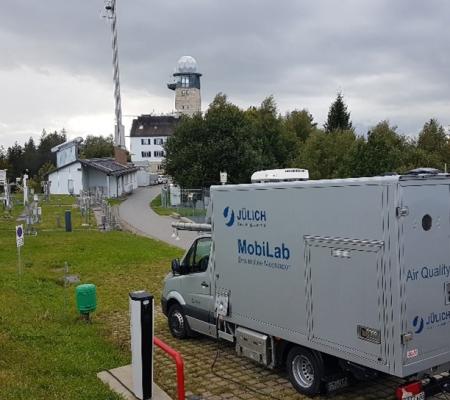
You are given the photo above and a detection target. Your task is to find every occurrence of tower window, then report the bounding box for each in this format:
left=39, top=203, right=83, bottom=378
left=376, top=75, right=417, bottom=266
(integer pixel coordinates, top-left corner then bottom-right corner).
left=181, top=76, right=190, bottom=88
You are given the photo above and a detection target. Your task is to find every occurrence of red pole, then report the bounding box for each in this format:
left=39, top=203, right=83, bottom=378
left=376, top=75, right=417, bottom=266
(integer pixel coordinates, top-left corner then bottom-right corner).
left=153, top=336, right=185, bottom=400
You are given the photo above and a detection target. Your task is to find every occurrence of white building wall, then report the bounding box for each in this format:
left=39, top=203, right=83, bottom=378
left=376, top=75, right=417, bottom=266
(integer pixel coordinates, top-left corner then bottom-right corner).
left=48, top=162, right=83, bottom=195
left=109, top=176, right=118, bottom=198
left=49, top=163, right=137, bottom=198
left=130, top=136, right=167, bottom=164
left=56, top=145, right=77, bottom=168
left=85, top=169, right=108, bottom=195
left=131, top=172, right=138, bottom=190
left=121, top=171, right=138, bottom=192
left=137, top=170, right=150, bottom=186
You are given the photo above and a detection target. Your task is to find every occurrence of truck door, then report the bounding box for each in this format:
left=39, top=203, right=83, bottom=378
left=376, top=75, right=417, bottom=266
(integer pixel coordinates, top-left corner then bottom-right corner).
left=181, top=237, right=214, bottom=324
left=400, top=182, right=450, bottom=371
left=305, top=236, right=385, bottom=364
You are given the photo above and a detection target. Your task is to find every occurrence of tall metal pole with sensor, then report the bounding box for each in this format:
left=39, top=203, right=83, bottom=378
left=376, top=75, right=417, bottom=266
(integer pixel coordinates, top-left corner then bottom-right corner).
left=129, top=291, right=154, bottom=400
left=104, top=0, right=126, bottom=149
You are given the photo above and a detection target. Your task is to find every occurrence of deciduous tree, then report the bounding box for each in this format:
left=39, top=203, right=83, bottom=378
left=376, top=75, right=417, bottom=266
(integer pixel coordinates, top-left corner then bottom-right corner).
left=283, top=109, right=317, bottom=142
left=80, top=135, right=114, bottom=159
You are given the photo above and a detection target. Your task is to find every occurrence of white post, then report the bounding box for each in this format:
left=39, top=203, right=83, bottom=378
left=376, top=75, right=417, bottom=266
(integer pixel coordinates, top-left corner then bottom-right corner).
left=23, top=174, right=29, bottom=205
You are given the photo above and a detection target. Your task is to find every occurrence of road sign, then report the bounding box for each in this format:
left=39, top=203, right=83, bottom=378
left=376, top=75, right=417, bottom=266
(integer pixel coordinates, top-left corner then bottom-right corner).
left=0, top=170, right=6, bottom=183
left=16, top=225, right=24, bottom=248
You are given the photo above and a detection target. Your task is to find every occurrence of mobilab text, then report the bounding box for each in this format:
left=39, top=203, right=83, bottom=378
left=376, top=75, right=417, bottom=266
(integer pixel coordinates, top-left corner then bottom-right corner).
left=237, top=239, right=290, bottom=260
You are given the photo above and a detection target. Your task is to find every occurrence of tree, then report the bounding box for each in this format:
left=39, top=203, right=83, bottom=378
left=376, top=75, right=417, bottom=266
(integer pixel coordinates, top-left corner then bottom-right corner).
left=164, top=94, right=262, bottom=187
left=324, top=92, right=353, bottom=133
left=80, top=135, right=114, bottom=159
left=23, top=137, right=40, bottom=177
left=38, top=129, right=66, bottom=166
left=0, top=146, right=10, bottom=171
left=295, top=129, right=360, bottom=179
left=245, top=96, right=297, bottom=169
left=356, top=121, right=408, bottom=176
left=6, top=142, right=24, bottom=179
left=418, top=119, right=447, bottom=153
left=416, top=119, right=449, bottom=170
left=283, top=109, right=317, bottom=142
left=38, top=161, right=56, bottom=182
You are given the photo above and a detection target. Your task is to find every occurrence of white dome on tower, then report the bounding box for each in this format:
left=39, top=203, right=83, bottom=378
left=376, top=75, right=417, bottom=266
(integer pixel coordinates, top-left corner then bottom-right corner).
left=176, top=56, right=198, bottom=74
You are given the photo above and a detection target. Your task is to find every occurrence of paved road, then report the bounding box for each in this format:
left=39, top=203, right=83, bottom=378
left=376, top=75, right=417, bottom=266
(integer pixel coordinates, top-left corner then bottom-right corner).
left=118, top=185, right=198, bottom=250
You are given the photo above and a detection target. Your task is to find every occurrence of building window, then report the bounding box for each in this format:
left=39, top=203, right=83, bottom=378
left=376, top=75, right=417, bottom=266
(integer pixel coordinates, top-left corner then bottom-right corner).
left=154, top=138, right=164, bottom=145
left=141, top=138, right=152, bottom=145
left=139, top=125, right=144, bottom=130
left=141, top=151, right=152, bottom=158
left=181, top=76, right=190, bottom=88
left=154, top=151, right=165, bottom=157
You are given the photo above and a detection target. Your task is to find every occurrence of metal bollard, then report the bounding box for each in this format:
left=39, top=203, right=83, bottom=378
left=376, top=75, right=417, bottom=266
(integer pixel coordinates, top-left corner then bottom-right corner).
left=65, top=210, right=72, bottom=232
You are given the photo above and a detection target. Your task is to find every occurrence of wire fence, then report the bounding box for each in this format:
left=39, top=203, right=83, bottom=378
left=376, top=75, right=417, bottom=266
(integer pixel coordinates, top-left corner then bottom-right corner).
left=160, top=186, right=210, bottom=222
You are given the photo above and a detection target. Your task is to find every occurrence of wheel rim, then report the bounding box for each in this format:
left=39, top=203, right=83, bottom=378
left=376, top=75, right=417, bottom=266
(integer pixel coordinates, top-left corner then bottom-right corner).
left=292, top=354, right=315, bottom=388
left=170, top=310, right=184, bottom=335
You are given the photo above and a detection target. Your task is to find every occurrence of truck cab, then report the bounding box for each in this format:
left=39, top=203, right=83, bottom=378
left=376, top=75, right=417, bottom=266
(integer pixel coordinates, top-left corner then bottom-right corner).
left=161, top=235, right=216, bottom=339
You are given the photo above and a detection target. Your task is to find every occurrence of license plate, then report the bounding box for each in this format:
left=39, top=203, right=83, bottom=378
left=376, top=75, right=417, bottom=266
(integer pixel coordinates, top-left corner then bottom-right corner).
left=326, top=376, right=349, bottom=392
left=404, top=392, right=425, bottom=400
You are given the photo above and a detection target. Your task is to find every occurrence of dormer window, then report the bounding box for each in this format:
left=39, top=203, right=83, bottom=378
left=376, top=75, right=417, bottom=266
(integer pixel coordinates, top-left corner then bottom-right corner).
left=139, top=125, right=144, bottom=130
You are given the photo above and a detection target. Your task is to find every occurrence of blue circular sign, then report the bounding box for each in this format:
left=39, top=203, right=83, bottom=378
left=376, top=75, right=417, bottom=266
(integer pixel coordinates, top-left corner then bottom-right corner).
left=17, top=226, right=23, bottom=237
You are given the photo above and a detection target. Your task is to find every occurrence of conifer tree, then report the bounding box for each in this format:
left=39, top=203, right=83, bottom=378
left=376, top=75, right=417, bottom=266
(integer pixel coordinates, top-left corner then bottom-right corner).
left=324, top=92, right=353, bottom=133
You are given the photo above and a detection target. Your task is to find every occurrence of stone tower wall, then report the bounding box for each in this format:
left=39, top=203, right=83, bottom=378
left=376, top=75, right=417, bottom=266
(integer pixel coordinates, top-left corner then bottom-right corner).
left=175, top=87, right=201, bottom=116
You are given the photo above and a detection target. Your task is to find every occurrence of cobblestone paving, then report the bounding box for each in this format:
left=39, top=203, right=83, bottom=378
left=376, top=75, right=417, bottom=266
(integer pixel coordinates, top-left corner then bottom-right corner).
left=107, top=306, right=445, bottom=400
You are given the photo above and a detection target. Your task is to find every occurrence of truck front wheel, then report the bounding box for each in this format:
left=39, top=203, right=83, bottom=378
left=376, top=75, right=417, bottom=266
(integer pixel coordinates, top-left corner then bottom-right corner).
left=287, top=346, right=324, bottom=395
left=168, top=304, right=189, bottom=339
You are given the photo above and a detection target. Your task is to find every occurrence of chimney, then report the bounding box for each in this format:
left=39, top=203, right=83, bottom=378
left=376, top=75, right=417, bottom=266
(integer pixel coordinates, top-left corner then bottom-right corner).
left=114, top=146, right=128, bottom=165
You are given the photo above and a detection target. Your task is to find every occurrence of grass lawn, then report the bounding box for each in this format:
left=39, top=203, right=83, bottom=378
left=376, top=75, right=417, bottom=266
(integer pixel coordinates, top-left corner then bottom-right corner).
left=0, top=196, right=182, bottom=400
left=106, top=197, right=126, bottom=207
left=150, top=194, right=206, bottom=218
left=150, top=194, right=173, bottom=216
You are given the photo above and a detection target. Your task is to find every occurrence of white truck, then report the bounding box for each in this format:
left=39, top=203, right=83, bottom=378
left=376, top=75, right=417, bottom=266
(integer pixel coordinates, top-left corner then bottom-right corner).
left=161, top=173, right=450, bottom=398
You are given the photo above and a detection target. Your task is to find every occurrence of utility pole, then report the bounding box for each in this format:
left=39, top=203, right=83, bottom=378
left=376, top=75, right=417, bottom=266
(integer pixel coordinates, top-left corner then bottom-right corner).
left=104, top=0, right=126, bottom=149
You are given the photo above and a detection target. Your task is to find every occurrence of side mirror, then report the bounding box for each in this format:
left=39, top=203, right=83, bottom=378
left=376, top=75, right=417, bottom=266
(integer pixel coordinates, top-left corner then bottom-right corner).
left=171, top=259, right=181, bottom=275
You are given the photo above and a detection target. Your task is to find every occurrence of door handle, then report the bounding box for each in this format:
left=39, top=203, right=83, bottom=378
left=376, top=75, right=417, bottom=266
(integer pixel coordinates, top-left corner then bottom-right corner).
left=201, top=281, right=209, bottom=288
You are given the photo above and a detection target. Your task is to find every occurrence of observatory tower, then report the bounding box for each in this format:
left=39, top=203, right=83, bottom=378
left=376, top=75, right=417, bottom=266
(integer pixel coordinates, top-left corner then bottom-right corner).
left=167, top=56, right=202, bottom=116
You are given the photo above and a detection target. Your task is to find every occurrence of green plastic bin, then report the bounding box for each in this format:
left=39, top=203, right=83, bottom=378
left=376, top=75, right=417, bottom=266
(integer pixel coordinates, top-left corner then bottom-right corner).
left=76, top=284, right=97, bottom=314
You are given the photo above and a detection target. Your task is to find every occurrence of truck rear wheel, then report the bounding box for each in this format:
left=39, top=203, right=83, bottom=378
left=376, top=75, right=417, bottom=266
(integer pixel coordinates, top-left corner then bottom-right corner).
left=287, top=346, right=324, bottom=395
left=168, top=304, right=188, bottom=339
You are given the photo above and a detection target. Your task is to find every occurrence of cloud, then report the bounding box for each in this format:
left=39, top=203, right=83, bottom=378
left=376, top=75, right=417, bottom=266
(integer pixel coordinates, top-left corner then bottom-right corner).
left=0, top=0, right=449, bottom=148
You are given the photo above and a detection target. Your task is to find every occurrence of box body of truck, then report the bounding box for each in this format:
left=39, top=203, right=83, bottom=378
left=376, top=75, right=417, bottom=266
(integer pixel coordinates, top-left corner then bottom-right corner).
left=209, top=175, right=450, bottom=378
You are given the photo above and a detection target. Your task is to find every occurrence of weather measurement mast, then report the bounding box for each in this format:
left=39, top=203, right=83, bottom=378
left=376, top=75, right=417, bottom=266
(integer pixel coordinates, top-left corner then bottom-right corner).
left=103, top=0, right=125, bottom=150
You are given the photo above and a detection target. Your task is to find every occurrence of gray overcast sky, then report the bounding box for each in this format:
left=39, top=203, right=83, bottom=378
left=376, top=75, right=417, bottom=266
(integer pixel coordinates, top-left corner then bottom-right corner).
left=0, top=0, right=449, bottom=149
